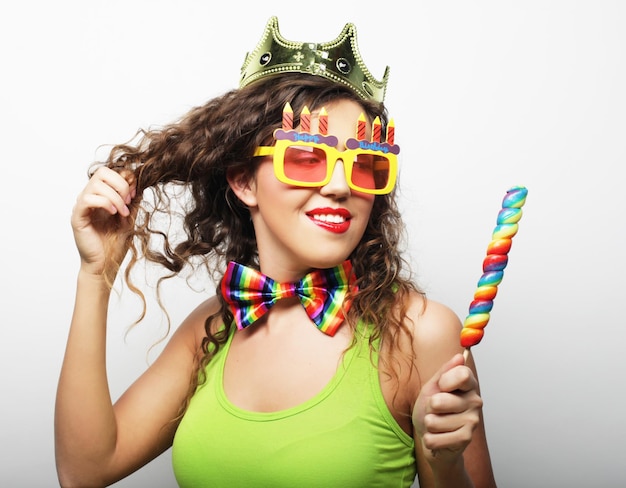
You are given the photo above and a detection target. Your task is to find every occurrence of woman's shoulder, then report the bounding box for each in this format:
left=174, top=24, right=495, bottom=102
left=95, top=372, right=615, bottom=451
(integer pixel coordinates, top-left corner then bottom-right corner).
left=402, top=290, right=465, bottom=379
left=172, top=295, right=223, bottom=354
left=404, top=292, right=463, bottom=342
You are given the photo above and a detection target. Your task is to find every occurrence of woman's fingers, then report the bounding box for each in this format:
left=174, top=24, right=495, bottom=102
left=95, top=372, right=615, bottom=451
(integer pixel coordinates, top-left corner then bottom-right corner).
left=87, top=167, right=133, bottom=214
left=71, top=166, right=138, bottom=273
left=72, top=168, right=136, bottom=227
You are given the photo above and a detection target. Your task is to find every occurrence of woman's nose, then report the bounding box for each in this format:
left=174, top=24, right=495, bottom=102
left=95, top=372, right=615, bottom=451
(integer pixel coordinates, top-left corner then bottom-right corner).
left=320, top=159, right=351, bottom=198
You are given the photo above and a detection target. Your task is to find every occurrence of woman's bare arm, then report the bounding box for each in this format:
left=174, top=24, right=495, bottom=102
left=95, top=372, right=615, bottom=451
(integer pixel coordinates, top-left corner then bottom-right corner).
left=409, top=298, right=497, bottom=488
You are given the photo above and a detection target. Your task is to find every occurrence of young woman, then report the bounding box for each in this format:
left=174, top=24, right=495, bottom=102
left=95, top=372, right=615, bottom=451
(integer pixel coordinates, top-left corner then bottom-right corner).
left=55, top=17, right=497, bottom=487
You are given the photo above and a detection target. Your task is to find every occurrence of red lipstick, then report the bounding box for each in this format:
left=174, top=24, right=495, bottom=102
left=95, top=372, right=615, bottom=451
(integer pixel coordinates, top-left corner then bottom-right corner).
left=306, top=207, right=352, bottom=234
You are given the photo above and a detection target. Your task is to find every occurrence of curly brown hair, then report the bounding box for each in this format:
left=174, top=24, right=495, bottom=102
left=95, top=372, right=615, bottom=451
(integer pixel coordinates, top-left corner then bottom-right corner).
left=93, top=73, right=421, bottom=417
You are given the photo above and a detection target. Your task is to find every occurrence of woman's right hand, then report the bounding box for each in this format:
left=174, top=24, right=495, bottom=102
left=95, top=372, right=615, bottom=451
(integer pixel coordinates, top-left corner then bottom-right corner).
left=71, top=166, right=137, bottom=276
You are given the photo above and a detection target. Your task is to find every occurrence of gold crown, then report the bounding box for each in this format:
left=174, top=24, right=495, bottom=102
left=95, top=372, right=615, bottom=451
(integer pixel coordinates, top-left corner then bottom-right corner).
left=240, top=17, right=390, bottom=103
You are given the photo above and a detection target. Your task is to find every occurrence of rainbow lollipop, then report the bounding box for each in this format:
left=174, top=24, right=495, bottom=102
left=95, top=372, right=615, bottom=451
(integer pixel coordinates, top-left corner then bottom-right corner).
left=461, top=186, right=528, bottom=358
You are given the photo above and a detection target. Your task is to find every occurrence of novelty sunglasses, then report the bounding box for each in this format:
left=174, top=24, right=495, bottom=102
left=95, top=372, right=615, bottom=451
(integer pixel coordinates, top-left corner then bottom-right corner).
left=253, top=105, right=400, bottom=195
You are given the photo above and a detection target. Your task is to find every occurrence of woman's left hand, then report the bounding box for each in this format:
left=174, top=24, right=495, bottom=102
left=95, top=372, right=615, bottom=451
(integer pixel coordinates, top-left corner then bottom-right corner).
left=412, top=353, right=483, bottom=468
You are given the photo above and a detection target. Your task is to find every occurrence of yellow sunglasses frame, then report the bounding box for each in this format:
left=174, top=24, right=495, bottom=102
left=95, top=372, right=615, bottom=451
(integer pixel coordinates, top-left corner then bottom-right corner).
left=253, top=138, right=398, bottom=195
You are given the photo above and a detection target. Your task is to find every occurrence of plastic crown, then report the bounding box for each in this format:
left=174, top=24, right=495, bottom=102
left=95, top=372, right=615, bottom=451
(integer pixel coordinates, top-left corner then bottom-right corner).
left=240, top=17, right=389, bottom=103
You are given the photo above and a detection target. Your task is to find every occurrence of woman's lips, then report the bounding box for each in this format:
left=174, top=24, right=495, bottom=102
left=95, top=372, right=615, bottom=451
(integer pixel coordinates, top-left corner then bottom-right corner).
left=306, top=207, right=352, bottom=233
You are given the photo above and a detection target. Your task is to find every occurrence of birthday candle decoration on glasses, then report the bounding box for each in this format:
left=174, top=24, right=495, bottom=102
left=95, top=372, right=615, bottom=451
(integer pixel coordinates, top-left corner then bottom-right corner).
left=460, top=186, right=528, bottom=360
left=300, top=106, right=311, bottom=133
left=318, top=107, right=328, bottom=135
left=386, top=119, right=395, bottom=145
left=357, top=113, right=367, bottom=140
left=372, top=116, right=381, bottom=142
left=282, top=102, right=293, bottom=130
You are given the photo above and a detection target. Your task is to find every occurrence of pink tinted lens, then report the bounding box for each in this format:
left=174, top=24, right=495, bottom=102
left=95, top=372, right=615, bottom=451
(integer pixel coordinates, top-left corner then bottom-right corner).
left=283, top=145, right=328, bottom=183
left=351, top=154, right=391, bottom=190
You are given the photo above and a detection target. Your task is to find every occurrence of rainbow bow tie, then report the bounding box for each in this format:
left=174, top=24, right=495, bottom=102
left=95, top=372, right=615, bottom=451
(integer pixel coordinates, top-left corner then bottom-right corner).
left=221, top=260, right=356, bottom=336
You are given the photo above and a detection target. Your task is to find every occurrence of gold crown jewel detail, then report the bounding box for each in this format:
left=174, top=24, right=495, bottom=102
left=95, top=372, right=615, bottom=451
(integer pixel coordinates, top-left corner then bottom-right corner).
left=240, top=17, right=389, bottom=103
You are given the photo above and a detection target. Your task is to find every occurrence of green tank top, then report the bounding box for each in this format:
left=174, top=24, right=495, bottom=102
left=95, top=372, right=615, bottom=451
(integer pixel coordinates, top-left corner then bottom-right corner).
left=172, top=324, right=416, bottom=487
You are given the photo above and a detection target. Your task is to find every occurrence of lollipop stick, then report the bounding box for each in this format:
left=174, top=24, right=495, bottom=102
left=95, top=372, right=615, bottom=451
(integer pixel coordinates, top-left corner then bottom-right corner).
left=463, top=348, right=470, bottom=363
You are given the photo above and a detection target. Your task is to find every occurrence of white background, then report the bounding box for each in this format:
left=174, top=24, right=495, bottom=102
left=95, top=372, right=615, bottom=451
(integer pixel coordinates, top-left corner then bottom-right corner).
left=1, top=1, right=624, bottom=487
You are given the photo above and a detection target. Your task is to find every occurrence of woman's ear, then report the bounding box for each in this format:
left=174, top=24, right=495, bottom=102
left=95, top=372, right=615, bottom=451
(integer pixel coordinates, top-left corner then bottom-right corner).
left=226, top=169, right=258, bottom=208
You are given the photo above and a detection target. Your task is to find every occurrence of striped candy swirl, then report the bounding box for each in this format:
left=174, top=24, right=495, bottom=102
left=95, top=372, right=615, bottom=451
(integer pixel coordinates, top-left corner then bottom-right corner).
left=460, top=186, right=528, bottom=348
